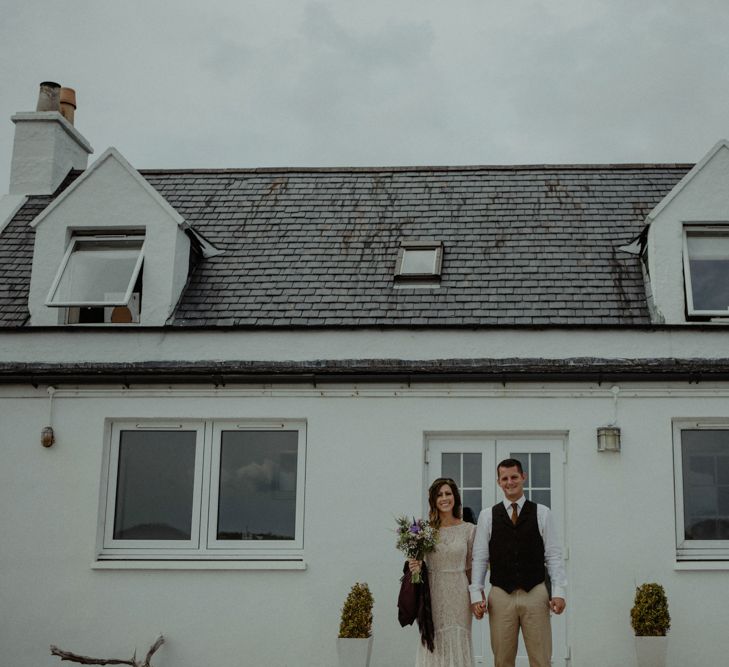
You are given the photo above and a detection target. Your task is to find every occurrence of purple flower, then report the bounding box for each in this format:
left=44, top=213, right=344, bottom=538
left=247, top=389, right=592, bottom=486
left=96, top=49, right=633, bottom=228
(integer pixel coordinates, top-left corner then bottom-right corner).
left=409, top=523, right=420, bottom=534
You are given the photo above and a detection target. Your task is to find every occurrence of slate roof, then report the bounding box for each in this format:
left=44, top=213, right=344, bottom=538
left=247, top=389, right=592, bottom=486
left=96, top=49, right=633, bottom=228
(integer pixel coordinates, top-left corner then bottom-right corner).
left=0, top=164, right=691, bottom=328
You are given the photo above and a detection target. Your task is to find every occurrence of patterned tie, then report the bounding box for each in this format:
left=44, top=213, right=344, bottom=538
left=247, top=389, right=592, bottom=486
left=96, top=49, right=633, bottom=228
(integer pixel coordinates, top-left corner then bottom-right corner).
left=511, top=502, right=519, bottom=525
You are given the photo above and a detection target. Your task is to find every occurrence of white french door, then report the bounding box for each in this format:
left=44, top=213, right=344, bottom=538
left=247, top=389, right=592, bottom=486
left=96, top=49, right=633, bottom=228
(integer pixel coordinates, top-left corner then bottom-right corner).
left=427, top=434, right=568, bottom=667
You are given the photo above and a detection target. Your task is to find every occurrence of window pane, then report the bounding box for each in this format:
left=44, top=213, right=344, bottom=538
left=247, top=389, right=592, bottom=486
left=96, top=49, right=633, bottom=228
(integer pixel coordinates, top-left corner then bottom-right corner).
left=218, top=431, right=298, bottom=540
left=718, top=455, right=729, bottom=485
left=682, top=430, right=729, bottom=541
left=687, top=455, right=716, bottom=485
left=462, top=489, right=482, bottom=523
left=401, top=249, right=436, bottom=274
left=463, top=453, right=482, bottom=488
left=114, top=430, right=196, bottom=540
left=687, top=234, right=729, bottom=311
left=530, top=453, right=550, bottom=487
left=441, top=453, right=460, bottom=485
left=53, top=240, right=142, bottom=305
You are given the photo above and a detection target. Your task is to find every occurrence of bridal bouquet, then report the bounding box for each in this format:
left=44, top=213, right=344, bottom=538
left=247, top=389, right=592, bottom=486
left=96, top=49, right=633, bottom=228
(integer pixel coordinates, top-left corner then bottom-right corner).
left=395, top=516, right=438, bottom=583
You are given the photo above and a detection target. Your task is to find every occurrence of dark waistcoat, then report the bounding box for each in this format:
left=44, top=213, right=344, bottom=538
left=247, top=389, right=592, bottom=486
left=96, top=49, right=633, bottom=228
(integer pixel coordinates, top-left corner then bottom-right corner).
left=489, top=500, right=545, bottom=593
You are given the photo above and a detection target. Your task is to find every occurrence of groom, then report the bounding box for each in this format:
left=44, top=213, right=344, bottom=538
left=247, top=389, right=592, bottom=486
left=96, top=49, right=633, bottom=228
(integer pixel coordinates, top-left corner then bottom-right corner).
left=469, top=458, right=566, bottom=667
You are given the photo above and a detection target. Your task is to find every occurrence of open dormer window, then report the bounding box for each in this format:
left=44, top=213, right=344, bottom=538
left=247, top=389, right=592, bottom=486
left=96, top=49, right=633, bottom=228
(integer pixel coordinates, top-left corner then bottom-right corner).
left=683, top=227, right=729, bottom=318
left=394, top=241, right=443, bottom=286
left=46, top=234, right=144, bottom=324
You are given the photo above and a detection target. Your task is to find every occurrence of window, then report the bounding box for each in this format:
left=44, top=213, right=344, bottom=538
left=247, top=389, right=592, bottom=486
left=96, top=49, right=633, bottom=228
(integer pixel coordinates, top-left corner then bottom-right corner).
left=394, top=241, right=443, bottom=285
left=673, top=422, right=729, bottom=560
left=683, top=227, right=729, bottom=317
left=100, top=420, right=306, bottom=560
left=47, top=234, right=144, bottom=324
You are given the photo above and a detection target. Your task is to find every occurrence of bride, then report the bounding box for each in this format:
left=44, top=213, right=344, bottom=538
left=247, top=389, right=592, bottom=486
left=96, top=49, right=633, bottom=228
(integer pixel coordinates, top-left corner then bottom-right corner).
left=409, top=478, right=476, bottom=667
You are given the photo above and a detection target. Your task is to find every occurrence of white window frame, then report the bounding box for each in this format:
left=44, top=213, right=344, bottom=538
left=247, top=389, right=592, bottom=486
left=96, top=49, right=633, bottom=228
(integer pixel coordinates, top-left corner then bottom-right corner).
left=98, top=419, right=306, bottom=561
left=207, top=422, right=306, bottom=551
left=682, top=225, right=729, bottom=317
left=102, top=421, right=205, bottom=552
left=673, top=420, right=729, bottom=561
left=46, top=234, right=145, bottom=308
left=395, top=241, right=443, bottom=279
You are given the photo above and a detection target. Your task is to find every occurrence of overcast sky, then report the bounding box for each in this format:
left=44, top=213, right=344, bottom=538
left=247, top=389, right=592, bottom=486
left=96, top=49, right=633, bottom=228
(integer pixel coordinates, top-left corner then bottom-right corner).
left=2, top=0, right=729, bottom=190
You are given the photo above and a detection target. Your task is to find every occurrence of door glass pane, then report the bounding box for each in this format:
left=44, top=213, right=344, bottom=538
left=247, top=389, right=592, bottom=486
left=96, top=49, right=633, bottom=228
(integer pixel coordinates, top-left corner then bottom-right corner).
left=681, top=429, right=729, bottom=540
left=531, top=490, right=551, bottom=507
left=511, top=452, right=529, bottom=477
left=114, top=430, right=196, bottom=540
left=530, top=453, right=550, bottom=487
left=463, top=453, right=482, bottom=487
left=440, top=452, right=483, bottom=523
left=462, top=489, right=482, bottom=524
left=442, top=453, right=461, bottom=485
left=218, top=430, right=298, bottom=540
left=509, top=451, right=551, bottom=508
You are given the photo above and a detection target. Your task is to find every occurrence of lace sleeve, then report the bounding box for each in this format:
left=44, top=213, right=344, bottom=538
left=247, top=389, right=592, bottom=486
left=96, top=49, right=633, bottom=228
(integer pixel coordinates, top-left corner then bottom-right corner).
left=466, top=523, right=476, bottom=571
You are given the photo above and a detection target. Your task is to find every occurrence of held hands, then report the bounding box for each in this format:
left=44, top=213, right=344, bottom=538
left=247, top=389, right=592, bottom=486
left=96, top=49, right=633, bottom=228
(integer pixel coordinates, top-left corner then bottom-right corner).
left=550, top=597, right=566, bottom=615
left=471, top=595, right=487, bottom=620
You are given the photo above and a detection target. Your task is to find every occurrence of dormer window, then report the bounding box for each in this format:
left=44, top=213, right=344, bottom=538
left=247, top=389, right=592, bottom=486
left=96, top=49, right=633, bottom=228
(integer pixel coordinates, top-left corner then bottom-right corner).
left=395, top=241, right=443, bottom=286
left=46, top=234, right=144, bottom=324
left=683, top=227, right=729, bottom=318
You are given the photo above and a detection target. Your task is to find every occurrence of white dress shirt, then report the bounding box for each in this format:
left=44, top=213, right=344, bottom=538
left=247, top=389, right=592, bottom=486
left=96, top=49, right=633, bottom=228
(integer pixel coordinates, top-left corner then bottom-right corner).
left=468, top=496, right=567, bottom=604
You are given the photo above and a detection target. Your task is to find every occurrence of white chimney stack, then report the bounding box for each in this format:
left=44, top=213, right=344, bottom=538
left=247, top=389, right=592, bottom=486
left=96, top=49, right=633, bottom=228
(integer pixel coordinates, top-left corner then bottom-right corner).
left=8, top=81, right=93, bottom=195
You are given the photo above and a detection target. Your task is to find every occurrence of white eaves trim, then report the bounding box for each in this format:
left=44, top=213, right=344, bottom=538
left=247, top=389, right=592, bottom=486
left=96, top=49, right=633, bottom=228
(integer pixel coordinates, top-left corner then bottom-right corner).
left=646, top=139, right=729, bottom=223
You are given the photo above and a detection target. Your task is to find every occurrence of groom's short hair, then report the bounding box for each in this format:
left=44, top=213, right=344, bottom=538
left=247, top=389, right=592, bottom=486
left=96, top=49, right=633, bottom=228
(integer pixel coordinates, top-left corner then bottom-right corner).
left=497, top=458, right=524, bottom=475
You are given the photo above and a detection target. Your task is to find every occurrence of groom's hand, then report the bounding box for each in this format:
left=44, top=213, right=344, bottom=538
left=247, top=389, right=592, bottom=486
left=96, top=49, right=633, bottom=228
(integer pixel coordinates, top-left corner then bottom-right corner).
left=549, top=597, right=566, bottom=614
left=471, top=601, right=486, bottom=619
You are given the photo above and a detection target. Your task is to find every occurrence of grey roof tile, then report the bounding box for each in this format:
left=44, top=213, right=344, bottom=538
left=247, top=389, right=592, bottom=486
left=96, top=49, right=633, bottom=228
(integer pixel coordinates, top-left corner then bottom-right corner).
left=0, top=163, right=692, bottom=328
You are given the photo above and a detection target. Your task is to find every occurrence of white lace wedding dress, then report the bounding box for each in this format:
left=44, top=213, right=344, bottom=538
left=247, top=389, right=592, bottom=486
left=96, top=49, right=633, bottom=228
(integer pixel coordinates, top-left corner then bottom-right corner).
left=416, top=521, right=476, bottom=667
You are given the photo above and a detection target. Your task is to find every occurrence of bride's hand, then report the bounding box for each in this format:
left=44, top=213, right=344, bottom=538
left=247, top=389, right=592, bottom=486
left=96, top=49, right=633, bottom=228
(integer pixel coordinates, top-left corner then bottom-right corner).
left=407, top=558, right=422, bottom=574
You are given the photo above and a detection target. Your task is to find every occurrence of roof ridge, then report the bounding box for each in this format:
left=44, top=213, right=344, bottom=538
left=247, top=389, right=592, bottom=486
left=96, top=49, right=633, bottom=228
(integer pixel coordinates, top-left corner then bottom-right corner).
left=138, top=163, right=694, bottom=175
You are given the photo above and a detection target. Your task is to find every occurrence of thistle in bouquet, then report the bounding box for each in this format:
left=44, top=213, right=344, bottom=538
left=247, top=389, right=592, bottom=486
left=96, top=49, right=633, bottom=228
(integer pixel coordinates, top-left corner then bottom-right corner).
left=395, top=515, right=438, bottom=583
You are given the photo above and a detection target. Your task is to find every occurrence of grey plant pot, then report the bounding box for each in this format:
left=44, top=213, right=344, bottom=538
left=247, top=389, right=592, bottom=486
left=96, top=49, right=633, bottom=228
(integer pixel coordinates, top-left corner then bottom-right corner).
left=635, top=636, right=668, bottom=667
left=337, top=636, right=373, bottom=667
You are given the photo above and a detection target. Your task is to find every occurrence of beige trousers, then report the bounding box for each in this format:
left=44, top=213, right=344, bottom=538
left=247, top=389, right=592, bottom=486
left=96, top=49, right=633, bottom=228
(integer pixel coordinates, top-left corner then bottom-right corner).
left=487, top=583, right=551, bottom=667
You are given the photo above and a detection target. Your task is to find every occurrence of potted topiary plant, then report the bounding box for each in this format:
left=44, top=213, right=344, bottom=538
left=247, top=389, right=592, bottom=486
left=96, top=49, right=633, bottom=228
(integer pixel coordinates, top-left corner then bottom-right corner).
left=630, top=583, right=671, bottom=667
left=337, top=582, right=374, bottom=667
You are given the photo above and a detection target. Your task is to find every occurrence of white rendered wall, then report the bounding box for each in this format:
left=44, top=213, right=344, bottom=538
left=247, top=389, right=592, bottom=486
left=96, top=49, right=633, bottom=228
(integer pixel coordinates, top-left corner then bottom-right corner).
left=0, top=380, right=727, bottom=667
left=28, top=151, right=190, bottom=326
left=1, top=327, right=729, bottom=365
left=646, top=141, right=729, bottom=324
left=9, top=112, right=92, bottom=195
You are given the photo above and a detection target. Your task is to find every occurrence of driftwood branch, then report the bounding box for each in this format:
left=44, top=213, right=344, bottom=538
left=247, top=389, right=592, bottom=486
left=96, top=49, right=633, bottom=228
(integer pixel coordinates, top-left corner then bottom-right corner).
left=143, top=636, right=165, bottom=666
left=50, top=636, right=164, bottom=667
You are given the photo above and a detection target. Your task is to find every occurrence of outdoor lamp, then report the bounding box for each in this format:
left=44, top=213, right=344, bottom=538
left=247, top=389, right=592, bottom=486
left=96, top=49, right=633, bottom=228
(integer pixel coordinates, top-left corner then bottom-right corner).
left=597, top=426, right=621, bottom=452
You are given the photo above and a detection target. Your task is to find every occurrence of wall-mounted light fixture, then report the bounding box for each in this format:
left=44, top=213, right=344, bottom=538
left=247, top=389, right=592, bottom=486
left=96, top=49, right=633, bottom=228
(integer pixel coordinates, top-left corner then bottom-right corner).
left=41, top=386, right=56, bottom=448
left=597, top=426, right=621, bottom=452
left=597, top=385, right=621, bottom=452
left=41, top=426, right=55, bottom=447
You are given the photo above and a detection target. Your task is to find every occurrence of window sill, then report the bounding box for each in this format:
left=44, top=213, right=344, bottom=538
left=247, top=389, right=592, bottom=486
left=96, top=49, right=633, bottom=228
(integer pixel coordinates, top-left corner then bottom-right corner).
left=93, top=559, right=307, bottom=571
left=674, top=560, right=729, bottom=571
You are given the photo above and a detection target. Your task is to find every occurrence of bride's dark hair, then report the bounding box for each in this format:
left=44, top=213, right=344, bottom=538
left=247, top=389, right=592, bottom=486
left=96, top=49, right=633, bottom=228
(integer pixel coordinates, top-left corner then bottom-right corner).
left=427, top=478, right=462, bottom=527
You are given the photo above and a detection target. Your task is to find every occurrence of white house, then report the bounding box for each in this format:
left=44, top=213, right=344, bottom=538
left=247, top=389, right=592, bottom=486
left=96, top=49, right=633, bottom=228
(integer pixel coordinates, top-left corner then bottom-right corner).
left=1, top=82, right=728, bottom=667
